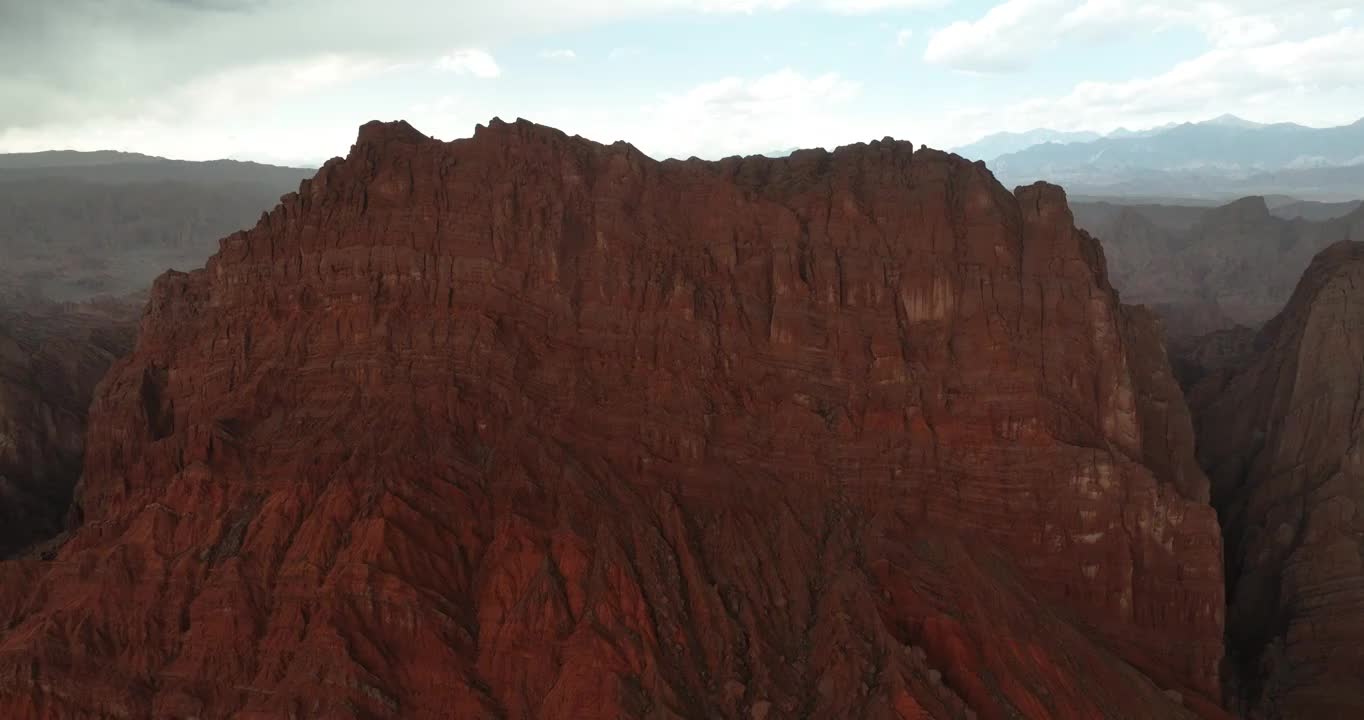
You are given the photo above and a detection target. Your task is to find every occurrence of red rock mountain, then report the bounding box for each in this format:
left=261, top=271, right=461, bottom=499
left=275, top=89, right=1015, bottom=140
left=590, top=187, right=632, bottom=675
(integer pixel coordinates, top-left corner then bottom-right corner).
left=1189, top=240, right=1364, bottom=718
left=0, top=119, right=1227, bottom=719
left=0, top=299, right=138, bottom=557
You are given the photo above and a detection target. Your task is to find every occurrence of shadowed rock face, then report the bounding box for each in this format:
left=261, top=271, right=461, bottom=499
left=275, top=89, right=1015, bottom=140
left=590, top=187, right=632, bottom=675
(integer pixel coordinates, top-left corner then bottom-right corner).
left=0, top=119, right=1226, bottom=719
left=0, top=300, right=138, bottom=557
left=1168, top=326, right=1259, bottom=390
left=1190, top=241, right=1364, bottom=718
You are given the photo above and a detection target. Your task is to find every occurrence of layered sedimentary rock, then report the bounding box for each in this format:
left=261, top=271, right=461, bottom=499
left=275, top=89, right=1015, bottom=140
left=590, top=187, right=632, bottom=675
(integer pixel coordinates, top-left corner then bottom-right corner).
left=1072, top=197, right=1364, bottom=339
left=1190, top=240, right=1364, bottom=718
left=0, top=119, right=1226, bottom=719
left=0, top=299, right=138, bottom=557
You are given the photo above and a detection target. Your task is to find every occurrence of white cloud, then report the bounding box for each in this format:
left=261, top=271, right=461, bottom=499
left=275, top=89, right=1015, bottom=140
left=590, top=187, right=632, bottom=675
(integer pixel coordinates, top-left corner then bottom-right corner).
left=938, top=26, right=1364, bottom=144
left=607, top=47, right=643, bottom=61
left=374, top=67, right=879, bottom=163
left=5, top=0, right=1356, bottom=165
left=358, top=67, right=877, bottom=164
left=633, top=68, right=868, bottom=158
left=817, top=0, right=946, bottom=11
left=176, top=55, right=390, bottom=116
left=0, top=52, right=392, bottom=160
left=539, top=49, right=578, bottom=61
left=434, top=49, right=501, bottom=78
left=0, top=111, right=362, bottom=167
left=684, top=0, right=943, bottom=11
left=5, top=0, right=952, bottom=133
left=1205, top=15, right=1281, bottom=48
left=924, top=0, right=1353, bottom=72
left=924, top=0, right=1065, bottom=72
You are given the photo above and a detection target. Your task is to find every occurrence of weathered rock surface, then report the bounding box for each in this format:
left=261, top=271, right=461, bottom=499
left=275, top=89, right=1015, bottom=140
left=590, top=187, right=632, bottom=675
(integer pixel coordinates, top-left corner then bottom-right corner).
left=0, top=299, right=138, bottom=557
left=1072, top=197, right=1364, bottom=339
left=0, top=119, right=1226, bottom=718
left=1190, top=240, right=1364, bottom=718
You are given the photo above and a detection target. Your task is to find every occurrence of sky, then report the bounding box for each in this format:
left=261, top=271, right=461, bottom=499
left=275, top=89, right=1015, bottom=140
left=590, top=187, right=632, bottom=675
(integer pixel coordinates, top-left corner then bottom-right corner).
left=1, top=0, right=1361, bottom=166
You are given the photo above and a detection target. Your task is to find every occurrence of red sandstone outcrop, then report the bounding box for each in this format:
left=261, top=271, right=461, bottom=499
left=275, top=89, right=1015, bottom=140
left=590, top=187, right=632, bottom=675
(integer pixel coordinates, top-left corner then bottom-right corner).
left=0, top=299, right=137, bottom=557
left=0, top=119, right=1226, bottom=718
left=1190, top=240, right=1364, bottom=718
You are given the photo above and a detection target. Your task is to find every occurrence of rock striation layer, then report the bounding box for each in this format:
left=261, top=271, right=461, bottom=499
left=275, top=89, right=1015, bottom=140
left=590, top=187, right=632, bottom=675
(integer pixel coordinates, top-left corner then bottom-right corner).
left=0, top=119, right=1226, bottom=719
left=1190, top=240, right=1364, bottom=718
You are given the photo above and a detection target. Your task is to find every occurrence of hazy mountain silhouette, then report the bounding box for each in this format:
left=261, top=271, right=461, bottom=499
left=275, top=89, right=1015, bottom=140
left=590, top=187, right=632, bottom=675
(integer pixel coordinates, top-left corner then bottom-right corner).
left=0, top=151, right=312, bottom=301
left=985, top=116, right=1364, bottom=200
left=952, top=128, right=1101, bottom=162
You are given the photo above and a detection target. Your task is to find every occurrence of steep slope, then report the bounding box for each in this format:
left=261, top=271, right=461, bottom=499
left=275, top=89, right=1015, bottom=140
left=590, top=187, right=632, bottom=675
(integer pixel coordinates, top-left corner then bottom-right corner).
left=0, top=119, right=1226, bottom=719
left=1190, top=241, right=1364, bottom=718
left=0, top=299, right=138, bottom=557
left=1073, top=197, right=1364, bottom=338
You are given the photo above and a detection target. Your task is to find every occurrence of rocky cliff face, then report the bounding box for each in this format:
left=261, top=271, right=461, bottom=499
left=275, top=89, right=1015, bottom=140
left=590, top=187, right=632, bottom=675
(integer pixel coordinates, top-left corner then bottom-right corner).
left=1190, top=240, right=1364, bottom=718
left=0, top=119, right=1226, bottom=719
left=0, top=299, right=138, bottom=557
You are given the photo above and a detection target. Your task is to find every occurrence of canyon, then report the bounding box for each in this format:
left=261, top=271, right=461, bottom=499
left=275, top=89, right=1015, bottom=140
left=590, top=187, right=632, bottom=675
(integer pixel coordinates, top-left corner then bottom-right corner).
left=0, top=298, right=138, bottom=557
left=1185, top=241, right=1364, bottom=718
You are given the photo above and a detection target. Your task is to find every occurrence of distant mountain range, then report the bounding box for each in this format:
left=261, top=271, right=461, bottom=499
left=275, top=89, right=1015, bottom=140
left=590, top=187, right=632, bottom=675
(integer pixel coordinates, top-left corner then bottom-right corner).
left=1071, top=194, right=1364, bottom=340
left=0, top=149, right=314, bottom=185
left=954, top=115, right=1364, bottom=201
left=0, top=150, right=312, bottom=301
left=951, top=129, right=1102, bottom=161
